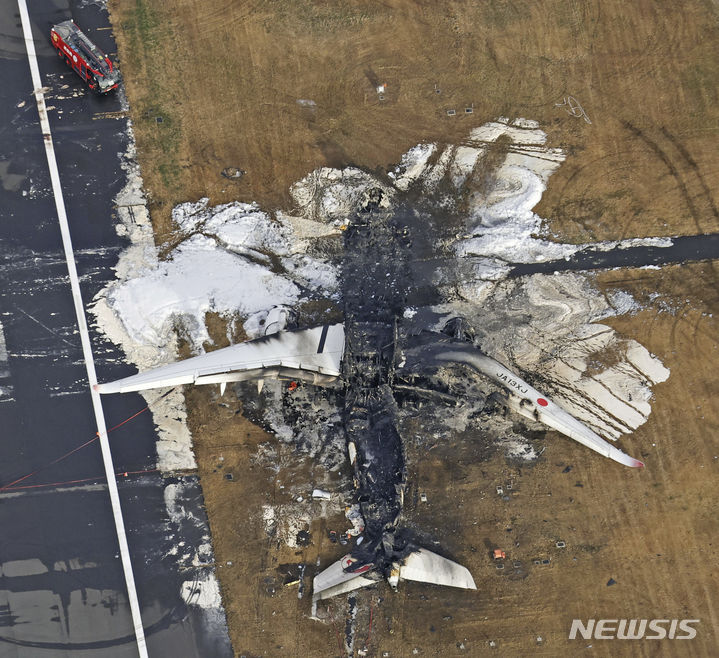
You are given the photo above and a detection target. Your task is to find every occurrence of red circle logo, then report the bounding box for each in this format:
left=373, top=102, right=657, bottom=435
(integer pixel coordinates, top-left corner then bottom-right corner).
left=537, top=398, right=548, bottom=407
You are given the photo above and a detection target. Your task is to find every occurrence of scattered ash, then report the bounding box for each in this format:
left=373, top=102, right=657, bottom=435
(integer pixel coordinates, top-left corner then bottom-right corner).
left=237, top=378, right=347, bottom=472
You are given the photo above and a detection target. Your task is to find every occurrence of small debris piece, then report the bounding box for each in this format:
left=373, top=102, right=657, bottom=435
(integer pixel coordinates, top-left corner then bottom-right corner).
left=607, top=578, right=617, bottom=586
left=562, top=465, right=572, bottom=473
left=493, top=549, right=506, bottom=560
left=155, top=116, right=163, bottom=123
left=496, top=485, right=503, bottom=495
left=465, top=107, right=473, bottom=114
left=446, top=109, right=456, bottom=116
left=348, top=441, right=357, bottom=465
left=224, top=473, right=233, bottom=481
left=345, top=504, right=365, bottom=536
left=556, top=540, right=566, bottom=548
left=312, top=488, right=331, bottom=500
left=420, top=492, right=428, bottom=502
left=221, top=167, right=245, bottom=180
left=288, top=381, right=298, bottom=391
left=328, top=530, right=337, bottom=544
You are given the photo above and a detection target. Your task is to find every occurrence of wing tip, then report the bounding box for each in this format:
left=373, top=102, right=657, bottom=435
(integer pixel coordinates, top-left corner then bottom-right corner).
left=611, top=448, right=645, bottom=469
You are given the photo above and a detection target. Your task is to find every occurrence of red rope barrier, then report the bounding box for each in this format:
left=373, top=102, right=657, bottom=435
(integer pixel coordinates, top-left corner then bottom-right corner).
left=0, top=469, right=160, bottom=492
left=0, top=388, right=175, bottom=492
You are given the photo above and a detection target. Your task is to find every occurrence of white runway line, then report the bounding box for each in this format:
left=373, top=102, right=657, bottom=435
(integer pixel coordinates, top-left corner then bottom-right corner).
left=16, top=3, right=149, bottom=657
left=0, top=319, right=13, bottom=402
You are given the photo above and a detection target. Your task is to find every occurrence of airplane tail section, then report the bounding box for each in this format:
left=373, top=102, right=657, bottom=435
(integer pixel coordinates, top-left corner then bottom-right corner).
left=311, top=547, right=475, bottom=615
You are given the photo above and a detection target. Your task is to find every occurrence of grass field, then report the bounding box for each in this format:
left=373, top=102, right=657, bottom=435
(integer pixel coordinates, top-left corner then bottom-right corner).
left=109, top=1, right=719, bottom=655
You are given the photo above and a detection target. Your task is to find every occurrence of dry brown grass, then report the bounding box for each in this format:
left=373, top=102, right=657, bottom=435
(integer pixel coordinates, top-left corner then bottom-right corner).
left=111, top=0, right=719, bottom=243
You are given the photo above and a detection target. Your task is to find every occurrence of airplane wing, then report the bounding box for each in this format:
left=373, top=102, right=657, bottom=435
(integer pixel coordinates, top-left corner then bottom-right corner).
left=401, top=340, right=644, bottom=468
left=96, top=324, right=345, bottom=394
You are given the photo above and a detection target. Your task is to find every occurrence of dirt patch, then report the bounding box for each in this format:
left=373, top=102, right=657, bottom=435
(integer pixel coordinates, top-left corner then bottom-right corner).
left=108, top=0, right=719, bottom=654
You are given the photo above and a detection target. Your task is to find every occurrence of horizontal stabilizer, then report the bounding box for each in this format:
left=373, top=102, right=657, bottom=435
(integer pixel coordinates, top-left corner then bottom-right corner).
left=398, top=548, right=476, bottom=589
left=313, top=554, right=376, bottom=602
left=312, top=548, right=476, bottom=603
left=96, top=324, right=344, bottom=394
left=313, top=574, right=376, bottom=602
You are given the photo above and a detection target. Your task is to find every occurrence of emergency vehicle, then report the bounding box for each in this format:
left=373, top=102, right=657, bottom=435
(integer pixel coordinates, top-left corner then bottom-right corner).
left=50, top=20, right=119, bottom=94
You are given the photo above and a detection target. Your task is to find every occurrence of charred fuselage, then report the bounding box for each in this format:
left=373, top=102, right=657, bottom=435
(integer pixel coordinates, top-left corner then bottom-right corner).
left=340, top=191, right=422, bottom=573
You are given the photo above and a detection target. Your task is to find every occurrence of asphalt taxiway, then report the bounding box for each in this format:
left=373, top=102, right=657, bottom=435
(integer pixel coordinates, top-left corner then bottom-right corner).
left=0, top=0, right=232, bottom=655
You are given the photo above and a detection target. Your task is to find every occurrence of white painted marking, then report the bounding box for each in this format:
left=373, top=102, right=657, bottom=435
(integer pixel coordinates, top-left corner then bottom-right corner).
left=0, top=318, right=13, bottom=402
left=16, top=4, right=148, bottom=656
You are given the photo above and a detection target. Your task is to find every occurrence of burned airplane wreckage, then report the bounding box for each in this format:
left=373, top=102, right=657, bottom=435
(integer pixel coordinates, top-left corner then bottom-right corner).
left=97, top=188, right=643, bottom=609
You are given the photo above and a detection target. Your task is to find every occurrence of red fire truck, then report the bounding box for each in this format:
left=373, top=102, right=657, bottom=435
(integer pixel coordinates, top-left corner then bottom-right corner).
left=50, top=20, right=119, bottom=94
